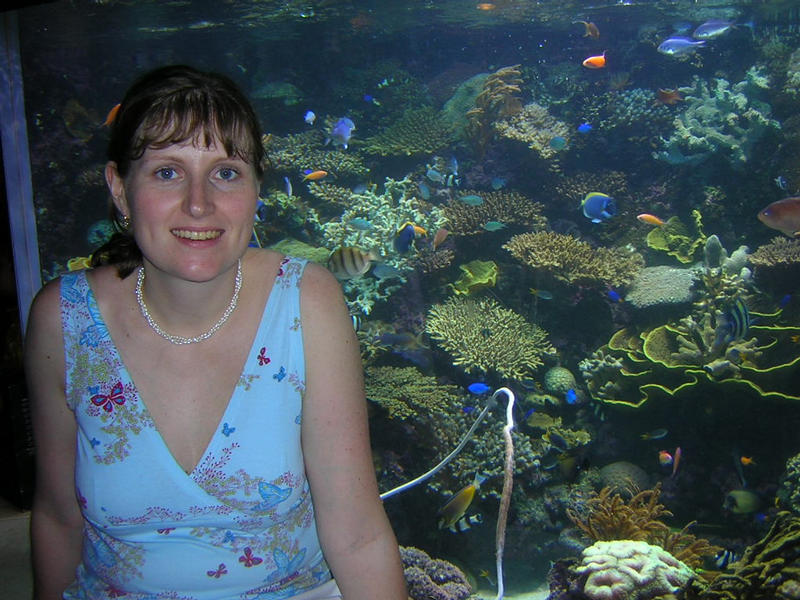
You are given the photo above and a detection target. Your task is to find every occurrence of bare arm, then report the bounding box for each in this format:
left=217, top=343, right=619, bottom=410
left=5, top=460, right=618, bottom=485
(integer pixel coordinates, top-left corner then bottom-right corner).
left=300, top=264, right=407, bottom=600
left=25, top=280, right=83, bottom=599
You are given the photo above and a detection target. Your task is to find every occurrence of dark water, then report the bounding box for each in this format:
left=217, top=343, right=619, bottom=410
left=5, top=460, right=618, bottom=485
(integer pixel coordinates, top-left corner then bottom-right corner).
left=14, top=0, right=800, bottom=595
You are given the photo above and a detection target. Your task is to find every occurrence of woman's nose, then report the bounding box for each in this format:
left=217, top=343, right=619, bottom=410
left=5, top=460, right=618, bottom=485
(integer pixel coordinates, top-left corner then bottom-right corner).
left=184, top=179, right=214, bottom=217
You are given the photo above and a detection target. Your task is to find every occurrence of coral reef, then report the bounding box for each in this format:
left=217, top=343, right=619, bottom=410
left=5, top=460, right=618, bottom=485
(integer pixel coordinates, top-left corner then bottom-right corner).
left=574, top=540, right=695, bottom=600
left=625, top=266, right=697, bottom=310
left=683, top=512, right=800, bottom=600
left=750, top=237, right=800, bottom=291
left=544, top=366, right=578, bottom=395
left=319, top=176, right=447, bottom=314
left=262, top=131, right=370, bottom=178
left=597, top=462, right=651, bottom=497
left=504, top=232, right=644, bottom=288
left=464, top=64, right=523, bottom=156
left=362, top=107, right=454, bottom=156
left=364, top=366, right=462, bottom=420
left=645, top=210, right=707, bottom=264
left=400, top=546, right=473, bottom=600
left=494, top=101, right=571, bottom=161
left=653, top=68, right=781, bottom=168
left=585, top=88, right=674, bottom=146
left=442, top=189, right=548, bottom=236
left=426, top=296, right=554, bottom=379
left=449, top=259, right=497, bottom=295
left=778, top=452, right=800, bottom=516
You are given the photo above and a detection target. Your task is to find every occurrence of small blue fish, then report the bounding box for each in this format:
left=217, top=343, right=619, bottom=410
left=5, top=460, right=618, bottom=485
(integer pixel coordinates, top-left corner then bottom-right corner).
left=577, top=122, right=593, bottom=134
left=549, top=136, right=567, bottom=150
left=607, top=289, right=623, bottom=302
left=581, top=192, right=617, bottom=223
left=394, top=224, right=416, bottom=253
left=483, top=221, right=506, bottom=231
left=325, top=117, right=356, bottom=149
left=565, top=389, right=578, bottom=404
left=463, top=406, right=476, bottom=414
left=303, top=110, right=316, bottom=125
left=348, top=217, right=373, bottom=230
left=283, top=176, right=292, bottom=198
left=779, top=293, right=792, bottom=309
left=530, top=288, right=554, bottom=300
left=491, top=177, right=507, bottom=190
left=658, top=37, right=705, bottom=56
left=467, top=382, right=491, bottom=395
left=459, top=194, right=484, bottom=206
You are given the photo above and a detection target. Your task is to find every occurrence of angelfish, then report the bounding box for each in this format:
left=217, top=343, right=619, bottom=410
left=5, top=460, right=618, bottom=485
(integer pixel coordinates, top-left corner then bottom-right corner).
left=438, top=473, right=487, bottom=530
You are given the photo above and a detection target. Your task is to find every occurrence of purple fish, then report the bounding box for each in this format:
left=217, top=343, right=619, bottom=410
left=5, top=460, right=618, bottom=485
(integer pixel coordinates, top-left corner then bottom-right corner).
left=657, top=37, right=705, bottom=56
left=326, top=117, right=356, bottom=149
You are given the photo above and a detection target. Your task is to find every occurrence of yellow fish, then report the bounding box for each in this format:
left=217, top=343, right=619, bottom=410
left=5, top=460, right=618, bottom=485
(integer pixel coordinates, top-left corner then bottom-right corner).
left=437, top=473, right=487, bottom=529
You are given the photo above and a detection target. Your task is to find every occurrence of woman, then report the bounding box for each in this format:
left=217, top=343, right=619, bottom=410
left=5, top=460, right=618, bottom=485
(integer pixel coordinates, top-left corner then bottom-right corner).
left=25, top=65, right=407, bottom=600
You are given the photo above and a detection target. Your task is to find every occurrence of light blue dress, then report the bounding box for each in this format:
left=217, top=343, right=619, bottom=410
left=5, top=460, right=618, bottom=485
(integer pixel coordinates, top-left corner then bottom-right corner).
left=59, top=256, right=332, bottom=599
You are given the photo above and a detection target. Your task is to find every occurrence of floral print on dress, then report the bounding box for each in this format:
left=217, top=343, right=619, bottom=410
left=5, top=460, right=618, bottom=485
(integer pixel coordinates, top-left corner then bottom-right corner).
left=61, top=258, right=329, bottom=598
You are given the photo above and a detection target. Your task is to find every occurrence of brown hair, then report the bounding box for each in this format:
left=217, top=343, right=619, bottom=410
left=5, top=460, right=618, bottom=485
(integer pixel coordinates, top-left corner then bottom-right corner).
left=92, top=65, right=265, bottom=277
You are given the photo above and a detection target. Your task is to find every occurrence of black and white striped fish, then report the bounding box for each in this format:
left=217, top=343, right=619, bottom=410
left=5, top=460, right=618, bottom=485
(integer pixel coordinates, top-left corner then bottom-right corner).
left=447, top=513, right=483, bottom=533
left=714, top=548, right=739, bottom=570
left=327, top=247, right=378, bottom=280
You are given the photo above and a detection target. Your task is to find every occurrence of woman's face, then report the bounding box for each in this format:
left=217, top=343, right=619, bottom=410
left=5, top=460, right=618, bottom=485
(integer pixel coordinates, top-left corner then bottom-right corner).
left=107, top=136, right=259, bottom=282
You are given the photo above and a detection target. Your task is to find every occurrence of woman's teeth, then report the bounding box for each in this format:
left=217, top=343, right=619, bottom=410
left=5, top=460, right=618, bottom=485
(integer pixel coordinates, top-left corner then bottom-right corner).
left=172, top=229, right=221, bottom=240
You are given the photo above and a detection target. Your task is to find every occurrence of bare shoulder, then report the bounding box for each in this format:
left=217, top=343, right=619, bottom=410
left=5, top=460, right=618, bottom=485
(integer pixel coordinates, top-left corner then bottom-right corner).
left=26, top=276, right=64, bottom=343
left=299, top=261, right=345, bottom=306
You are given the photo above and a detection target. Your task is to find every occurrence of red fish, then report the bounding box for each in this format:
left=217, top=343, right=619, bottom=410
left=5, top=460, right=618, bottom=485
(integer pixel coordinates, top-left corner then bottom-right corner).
left=582, top=51, right=606, bottom=69
left=758, top=197, right=800, bottom=237
left=432, top=228, right=450, bottom=251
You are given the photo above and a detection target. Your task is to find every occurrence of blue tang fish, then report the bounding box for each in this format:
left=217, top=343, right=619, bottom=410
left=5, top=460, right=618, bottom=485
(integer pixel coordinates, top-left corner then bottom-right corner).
left=581, top=192, right=617, bottom=223
left=657, top=37, right=705, bottom=56
left=326, top=117, right=356, bottom=149
left=467, top=382, right=491, bottom=395
left=577, top=122, right=593, bottom=134
left=565, top=389, right=578, bottom=404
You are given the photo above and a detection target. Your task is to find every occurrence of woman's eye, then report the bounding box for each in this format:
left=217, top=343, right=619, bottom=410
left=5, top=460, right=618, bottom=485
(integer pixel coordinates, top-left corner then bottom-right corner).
left=155, top=167, right=177, bottom=180
left=217, top=167, right=239, bottom=181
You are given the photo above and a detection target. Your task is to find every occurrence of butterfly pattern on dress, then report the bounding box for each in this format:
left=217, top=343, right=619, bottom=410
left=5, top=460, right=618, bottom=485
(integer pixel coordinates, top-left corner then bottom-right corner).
left=239, top=547, right=263, bottom=568
left=222, top=422, right=236, bottom=437
left=273, top=366, right=286, bottom=382
left=207, top=563, right=228, bottom=578
left=253, top=481, right=292, bottom=511
left=267, top=547, right=307, bottom=585
left=257, top=347, right=271, bottom=366
left=90, top=381, right=126, bottom=413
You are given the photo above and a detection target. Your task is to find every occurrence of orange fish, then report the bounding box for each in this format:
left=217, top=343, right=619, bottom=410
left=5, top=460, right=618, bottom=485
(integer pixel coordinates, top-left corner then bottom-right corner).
left=476, top=3, right=496, bottom=10
left=637, top=213, right=666, bottom=226
left=302, top=170, right=328, bottom=182
left=582, top=51, right=606, bottom=69
left=432, top=228, right=450, bottom=251
left=671, top=446, right=682, bottom=478
left=103, top=103, right=121, bottom=127
left=656, top=88, right=684, bottom=105
left=740, top=456, right=756, bottom=466
left=758, top=197, right=800, bottom=237
left=574, top=20, right=600, bottom=39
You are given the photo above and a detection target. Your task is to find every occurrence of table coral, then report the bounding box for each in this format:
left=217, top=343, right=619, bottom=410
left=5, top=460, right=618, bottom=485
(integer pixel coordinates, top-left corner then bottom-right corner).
left=442, top=189, right=548, bottom=235
left=262, top=130, right=370, bottom=178
left=574, top=540, right=695, bottom=600
left=426, top=296, right=554, bottom=379
left=625, top=266, right=697, bottom=310
left=750, top=237, right=800, bottom=291
left=364, top=366, right=461, bottom=420
left=653, top=67, right=781, bottom=168
left=503, top=231, right=644, bottom=288
left=494, top=101, right=571, bottom=160
left=362, top=106, right=454, bottom=156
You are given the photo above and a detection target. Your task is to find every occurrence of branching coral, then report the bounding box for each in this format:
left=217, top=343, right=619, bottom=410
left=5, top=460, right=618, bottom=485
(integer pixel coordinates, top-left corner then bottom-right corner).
left=464, top=64, right=523, bottom=156
left=362, top=107, right=454, bottom=156
left=426, top=296, right=554, bottom=379
left=567, top=484, right=720, bottom=569
left=442, top=189, right=548, bottom=235
left=494, top=101, right=571, bottom=160
left=504, top=231, right=644, bottom=288
left=653, top=68, right=781, bottom=168
left=364, top=366, right=462, bottom=420
left=751, top=236, right=800, bottom=268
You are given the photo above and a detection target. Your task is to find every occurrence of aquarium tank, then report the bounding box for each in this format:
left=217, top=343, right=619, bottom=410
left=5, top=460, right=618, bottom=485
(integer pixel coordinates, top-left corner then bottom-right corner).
left=3, top=0, right=800, bottom=597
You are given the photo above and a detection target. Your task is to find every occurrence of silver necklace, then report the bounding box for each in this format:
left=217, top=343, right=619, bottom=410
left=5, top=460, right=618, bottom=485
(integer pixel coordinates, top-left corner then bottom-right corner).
left=135, top=259, right=243, bottom=345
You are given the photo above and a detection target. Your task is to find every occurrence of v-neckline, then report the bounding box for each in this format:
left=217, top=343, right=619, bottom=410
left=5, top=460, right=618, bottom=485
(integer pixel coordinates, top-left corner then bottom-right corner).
left=84, top=265, right=278, bottom=476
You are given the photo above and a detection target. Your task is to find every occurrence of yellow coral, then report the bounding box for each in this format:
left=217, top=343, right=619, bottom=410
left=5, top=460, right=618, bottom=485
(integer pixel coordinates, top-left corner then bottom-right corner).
left=426, top=296, right=554, bottom=379
left=504, top=231, right=644, bottom=288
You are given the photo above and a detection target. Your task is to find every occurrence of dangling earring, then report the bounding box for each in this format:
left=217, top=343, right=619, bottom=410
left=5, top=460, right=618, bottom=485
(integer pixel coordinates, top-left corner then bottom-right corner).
left=121, top=214, right=131, bottom=230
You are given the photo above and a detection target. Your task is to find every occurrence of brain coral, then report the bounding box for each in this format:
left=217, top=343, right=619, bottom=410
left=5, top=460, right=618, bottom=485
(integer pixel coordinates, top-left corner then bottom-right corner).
left=625, top=266, right=697, bottom=309
left=575, top=540, right=695, bottom=600
left=426, top=296, right=554, bottom=379
left=599, top=461, right=651, bottom=496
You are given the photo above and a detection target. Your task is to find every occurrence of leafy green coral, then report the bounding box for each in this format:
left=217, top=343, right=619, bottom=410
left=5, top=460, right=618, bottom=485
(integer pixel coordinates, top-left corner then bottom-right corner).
left=426, top=296, right=554, bottom=379
left=645, top=210, right=707, bottom=264
left=449, top=259, right=497, bottom=295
